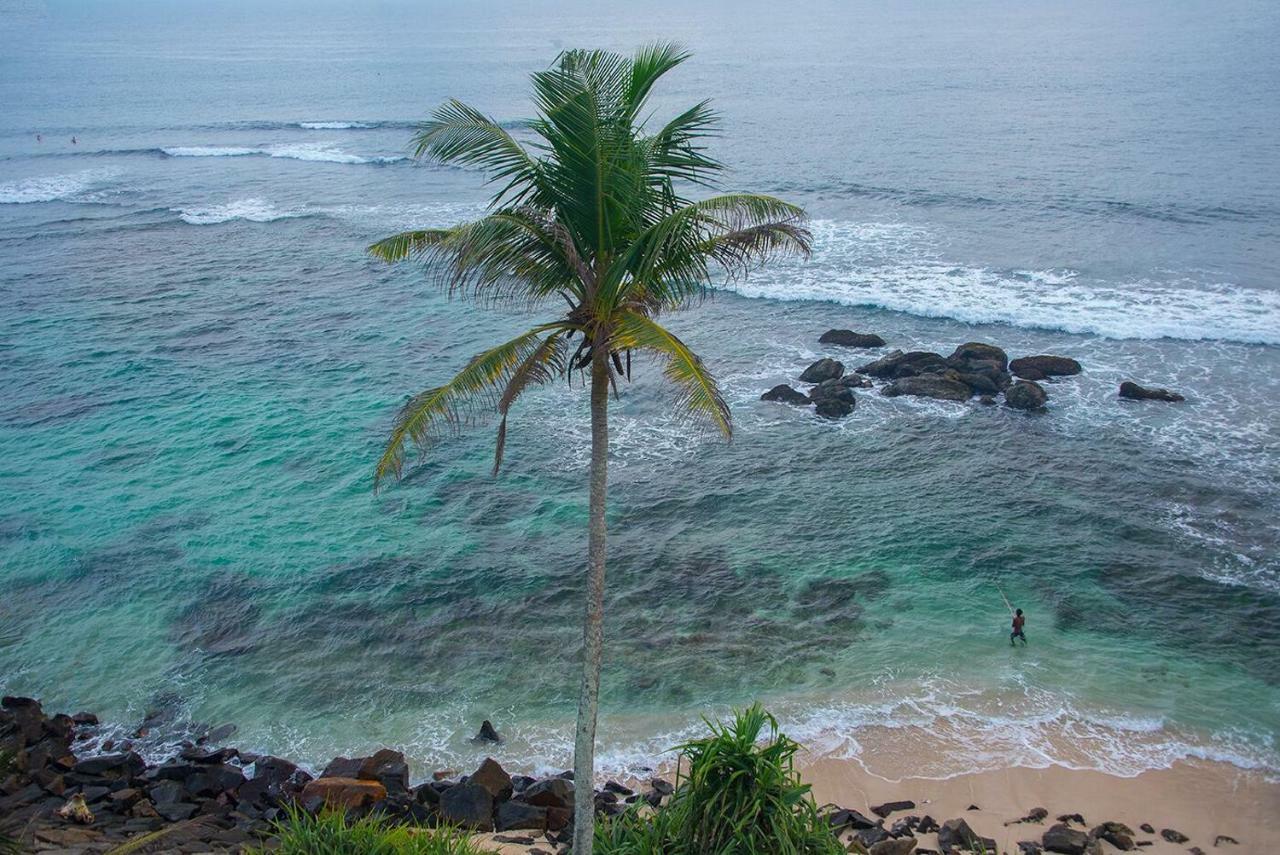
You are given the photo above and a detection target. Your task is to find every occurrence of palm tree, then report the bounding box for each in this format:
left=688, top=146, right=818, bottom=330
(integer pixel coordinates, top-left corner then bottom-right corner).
left=369, top=44, right=810, bottom=852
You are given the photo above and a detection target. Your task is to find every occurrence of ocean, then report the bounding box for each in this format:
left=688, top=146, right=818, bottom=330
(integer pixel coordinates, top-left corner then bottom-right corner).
left=1, top=0, right=1278, bottom=782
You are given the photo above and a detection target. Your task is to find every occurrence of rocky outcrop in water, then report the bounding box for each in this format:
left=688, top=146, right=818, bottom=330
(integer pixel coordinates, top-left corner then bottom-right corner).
left=820, top=329, right=886, bottom=348
left=881, top=375, right=972, bottom=402
left=761, top=384, right=810, bottom=406
left=800, top=357, right=845, bottom=383
left=1010, top=355, right=1082, bottom=379
left=1119, top=381, right=1184, bottom=402
left=1004, top=380, right=1049, bottom=411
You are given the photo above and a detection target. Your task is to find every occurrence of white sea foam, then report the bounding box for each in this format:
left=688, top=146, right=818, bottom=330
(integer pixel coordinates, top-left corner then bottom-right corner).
left=161, top=146, right=259, bottom=158
left=160, top=143, right=404, bottom=164
left=174, top=198, right=308, bottom=225
left=722, top=220, right=1280, bottom=345
left=0, top=169, right=116, bottom=204
left=297, top=121, right=373, bottom=130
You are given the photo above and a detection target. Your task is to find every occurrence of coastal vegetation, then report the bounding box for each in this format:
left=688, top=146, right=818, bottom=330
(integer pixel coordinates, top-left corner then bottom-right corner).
left=367, top=43, right=810, bottom=852
left=257, top=810, right=492, bottom=855
left=594, top=704, right=841, bottom=855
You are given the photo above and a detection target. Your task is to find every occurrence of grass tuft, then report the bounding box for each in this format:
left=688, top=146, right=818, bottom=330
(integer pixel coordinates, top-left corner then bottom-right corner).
left=596, top=703, right=843, bottom=855
left=254, top=807, right=497, bottom=855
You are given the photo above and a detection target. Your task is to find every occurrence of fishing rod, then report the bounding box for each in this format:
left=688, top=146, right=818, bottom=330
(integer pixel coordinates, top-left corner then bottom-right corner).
left=995, top=583, right=1014, bottom=615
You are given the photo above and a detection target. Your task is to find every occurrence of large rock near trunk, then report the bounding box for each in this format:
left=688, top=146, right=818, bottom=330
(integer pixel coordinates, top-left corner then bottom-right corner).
left=1118, top=381, right=1184, bottom=402
left=1004, top=380, right=1048, bottom=411
left=820, top=329, right=886, bottom=348
left=439, top=781, right=494, bottom=831
left=496, top=800, right=548, bottom=832
left=523, top=777, right=574, bottom=809
left=469, top=757, right=513, bottom=801
left=1010, top=355, right=1082, bottom=378
left=800, top=358, right=845, bottom=383
left=761, top=384, right=810, bottom=406
left=881, top=375, right=972, bottom=402
left=300, top=777, right=387, bottom=811
left=857, top=350, right=948, bottom=379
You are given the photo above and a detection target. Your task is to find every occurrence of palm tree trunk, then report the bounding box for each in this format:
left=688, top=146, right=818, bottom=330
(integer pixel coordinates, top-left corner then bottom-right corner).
left=572, top=355, right=609, bottom=854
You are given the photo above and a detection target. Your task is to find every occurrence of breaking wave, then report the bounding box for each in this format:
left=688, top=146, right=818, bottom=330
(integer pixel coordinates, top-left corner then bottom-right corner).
left=723, top=221, right=1280, bottom=345
left=0, top=169, right=117, bottom=204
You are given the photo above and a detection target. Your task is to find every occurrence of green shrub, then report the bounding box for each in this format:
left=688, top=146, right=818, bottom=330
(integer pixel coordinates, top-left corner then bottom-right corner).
left=255, top=807, right=496, bottom=855
left=596, top=704, right=842, bottom=855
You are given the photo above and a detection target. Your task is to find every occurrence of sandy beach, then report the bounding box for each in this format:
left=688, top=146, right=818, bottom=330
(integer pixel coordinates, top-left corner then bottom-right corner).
left=801, top=756, right=1280, bottom=852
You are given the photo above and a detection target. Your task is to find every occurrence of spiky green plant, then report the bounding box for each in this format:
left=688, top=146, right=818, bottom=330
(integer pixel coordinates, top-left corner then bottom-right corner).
left=668, top=703, right=842, bottom=855
left=370, top=43, right=810, bottom=854
left=594, top=704, right=842, bottom=855
left=253, top=807, right=495, bottom=855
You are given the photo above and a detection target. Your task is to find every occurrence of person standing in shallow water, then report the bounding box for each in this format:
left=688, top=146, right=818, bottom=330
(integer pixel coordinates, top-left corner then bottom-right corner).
left=1011, top=608, right=1027, bottom=646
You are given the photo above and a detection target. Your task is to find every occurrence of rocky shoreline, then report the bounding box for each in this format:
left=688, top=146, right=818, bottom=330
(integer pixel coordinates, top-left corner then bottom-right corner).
left=761, top=330, right=1186, bottom=418
left=1, top=697, right=1245, bottom=854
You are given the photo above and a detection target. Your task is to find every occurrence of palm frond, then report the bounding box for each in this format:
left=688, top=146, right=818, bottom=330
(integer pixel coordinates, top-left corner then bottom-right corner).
left=413, top=99, right=540, bottom=204
left=494, top=330, right=571, bottom=474
left=611, top=311, right=731, bottom=438
left=367, top=229, right=450, bottom=262
left=375, top=325, right=569, bottom=486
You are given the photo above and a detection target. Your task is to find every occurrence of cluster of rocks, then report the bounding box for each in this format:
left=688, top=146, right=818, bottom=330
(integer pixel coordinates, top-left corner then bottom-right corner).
left=761, top=330, right=1185, bottom=419
left=0, top=697, right=673, bottom=854
left=824, top=800, right=1228, bottom=855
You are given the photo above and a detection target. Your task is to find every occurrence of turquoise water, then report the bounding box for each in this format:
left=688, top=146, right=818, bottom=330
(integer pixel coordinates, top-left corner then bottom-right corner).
left=1, top=0, right=1278, bottom=781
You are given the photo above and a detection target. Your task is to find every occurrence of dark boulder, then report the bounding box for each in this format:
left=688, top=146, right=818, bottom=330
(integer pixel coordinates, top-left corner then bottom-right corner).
left=828, top=807, right=880, bottom=831
left=469, top=758, right=513, bottom=801
left=439, top=781, right=494, bottom=831
left=1019, top=843, right=1045, bottom=855
left=761, top=384, right=810, bottom=406
left=948, top=342, right=1009, bottom=372
left=1043, top=823, right=1090, bottom=854
left=800, top=358, right=845, bottom=383
left=938, top=817, right=995, bottom=852
left=881, top=375, right=972, bottom=402
left=523, top=777, right=574, bottom=809
left=857, top=350, right=948, bottom=379
left=361, top=748, right=410, bottom=794
left=183, top=763, right=245, bottom=798
left=948, top=370, right=1003, bottom=396
left=871, top=800, right=917, bottom=818
left=821, top=329, right=886, bottom=349
left=604, top=780, right=634, bottom=796
left=916, top=815, right=939, bottom=833
left=869, top=839, right=917, bottom=855
left=496, top=800, right=548, bottom=832
left=1091, top=821, right=1135, bottom=850
left=1139, top=823, right=1154, bottom=834
left=1215, top=835, right=1239, bottom=846
left=155, top=801, right=199, bottom=822
left=179, top=745, right=238, bottom=764
left=1118, top=381, right=1184, bottom=402
left=1160, top=828, right=1189, bottom=844
left=473, top=720, right=503, bottom=744
left=650, top=778, right=674, bottom=796
left=854, top=825, right=891, bottom=848
left=72, top=753, right=145, bottom=781
left=815, top=397, right=855, bottom=419
left=1010, top=355, right=1081, bottom=378
left=809, top=378, right=857, bottom=404
left=148, top=780, right=186, bottom=805
left=1004, top=380, right=1048, bottom=411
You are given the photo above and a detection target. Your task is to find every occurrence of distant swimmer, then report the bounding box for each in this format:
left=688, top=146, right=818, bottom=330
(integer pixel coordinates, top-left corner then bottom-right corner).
left=1010, top=608, right=1027, bottom=646
left=71, top=136, right=77, bottom=145
left=35, top=133, right=42, bottom=142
